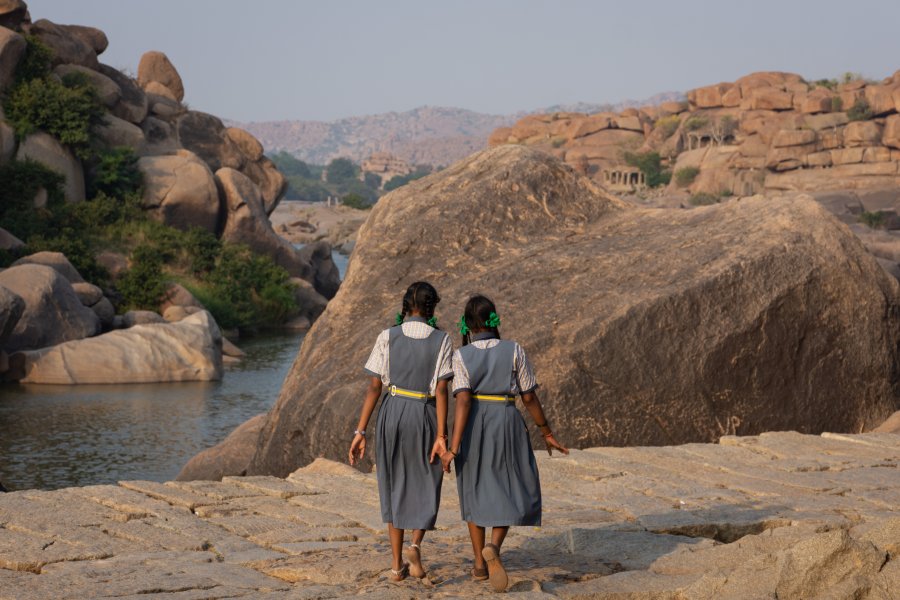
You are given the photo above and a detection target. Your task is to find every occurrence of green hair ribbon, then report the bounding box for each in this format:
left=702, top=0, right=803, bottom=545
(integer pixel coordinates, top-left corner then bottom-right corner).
left=485, top=312, right=501, bottom=328
left=457, top=314, right=469, bottom=336
left=427, top=316, right=438, bottom=327
left=395, top=313, right=404, bottom=326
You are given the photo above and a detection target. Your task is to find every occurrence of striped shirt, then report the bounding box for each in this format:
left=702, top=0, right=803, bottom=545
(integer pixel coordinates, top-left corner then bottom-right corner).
left=451, top=339, right=538, bottom=396
left=363, top=320, right=453, bottom=395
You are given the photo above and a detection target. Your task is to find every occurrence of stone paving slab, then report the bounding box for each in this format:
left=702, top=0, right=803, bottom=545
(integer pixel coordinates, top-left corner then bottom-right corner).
left=0, top=431, right=898, bottom=599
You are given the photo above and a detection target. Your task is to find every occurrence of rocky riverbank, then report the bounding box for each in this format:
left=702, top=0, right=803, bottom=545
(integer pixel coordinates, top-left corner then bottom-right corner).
left=1, top=431, right=898, bottom=599
left=270, top=200, right=368, bottom=255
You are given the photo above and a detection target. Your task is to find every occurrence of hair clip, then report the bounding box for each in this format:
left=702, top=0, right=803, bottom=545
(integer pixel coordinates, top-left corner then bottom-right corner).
left=485, top=312, right=501, bottom=328
left=427, top=316, right=438, bottom=327
left=457, top=314, right=469, bottom=336
left=395, top=313, right=404, bottom=326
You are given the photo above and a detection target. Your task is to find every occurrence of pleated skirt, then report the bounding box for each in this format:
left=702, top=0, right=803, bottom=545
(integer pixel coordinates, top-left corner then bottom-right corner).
left=375, top=393, right=443, bottom=530
left=455, top=400, right=542, bottom=527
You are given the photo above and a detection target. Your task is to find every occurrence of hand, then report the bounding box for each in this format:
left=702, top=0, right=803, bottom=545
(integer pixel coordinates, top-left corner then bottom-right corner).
left=544, top=434, right=569, bottom=456
left=348, top=433, right=366, bottom=466
left=439, top=449, right=455, bottom=473
left=430, top=437, right=447, bottom=464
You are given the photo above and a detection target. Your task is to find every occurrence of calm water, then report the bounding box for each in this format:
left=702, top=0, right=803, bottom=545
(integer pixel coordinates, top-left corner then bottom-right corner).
left=0, top=250, right=350, bottom=492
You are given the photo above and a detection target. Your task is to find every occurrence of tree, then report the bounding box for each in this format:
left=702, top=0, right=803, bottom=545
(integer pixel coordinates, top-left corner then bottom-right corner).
left=270, top=151, right=311, bottom=178
left=364, top=172, right=382, bottom=189
left=325, top=157, right=357, bottom=184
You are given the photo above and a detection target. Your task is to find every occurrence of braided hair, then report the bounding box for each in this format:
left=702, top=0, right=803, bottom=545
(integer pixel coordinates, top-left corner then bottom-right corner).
left=461, top=294, right=501, bottom=346
left=396, top=281, right=441, bottom=329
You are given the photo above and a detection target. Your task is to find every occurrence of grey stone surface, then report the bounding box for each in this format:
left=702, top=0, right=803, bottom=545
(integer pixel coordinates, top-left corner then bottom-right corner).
left=1, top=431, right=899, bottom=598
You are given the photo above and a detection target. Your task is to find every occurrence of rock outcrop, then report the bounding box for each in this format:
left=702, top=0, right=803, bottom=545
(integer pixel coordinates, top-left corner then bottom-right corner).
left=137, top=150, right=220, bottom=233
left=4, top=431, right=900, bottom=598
left=11, top=310, right=223, bottom=384
left=211, top=146, right=900, bottom=478
left=492, top=68, right=900, bottom=198
left=15, top=132, right=85, bottom=203
left=0, top=24, right=24, bottom=91
left=0, top=264, right=99, bottom=352
left=136, top=50, right=184, bottom=102
left=175, top=413, right=266, bottom=481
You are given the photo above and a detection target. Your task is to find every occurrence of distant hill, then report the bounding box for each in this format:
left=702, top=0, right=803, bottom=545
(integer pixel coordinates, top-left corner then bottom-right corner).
left=230, top=93, right=684, bottom=167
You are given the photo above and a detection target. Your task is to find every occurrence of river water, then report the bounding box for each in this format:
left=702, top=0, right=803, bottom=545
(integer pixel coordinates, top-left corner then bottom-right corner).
left=0, top=250, right=349, bottom=492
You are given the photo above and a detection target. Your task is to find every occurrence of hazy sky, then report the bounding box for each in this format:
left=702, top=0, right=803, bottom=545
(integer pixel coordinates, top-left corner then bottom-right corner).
left=33, top=0, right=900, bottom=123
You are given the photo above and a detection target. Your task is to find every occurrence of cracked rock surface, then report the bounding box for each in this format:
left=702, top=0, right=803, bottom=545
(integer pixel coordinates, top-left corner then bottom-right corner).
left=1, top=431, right=898, bottom=599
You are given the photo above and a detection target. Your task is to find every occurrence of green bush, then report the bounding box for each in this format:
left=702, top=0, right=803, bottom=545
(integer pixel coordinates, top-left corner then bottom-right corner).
left=14, top=35, right=52, bottom=84
left=193, top=244, right=297, bottom=329
left=623, top=151, right=671, bottom=188
left=674, top=166, right=700, bottom=187
left=858, top=211, right=886, bottom=229
left=813, top=78, right=839, bottom=91
left=341, top=193, right=371, bottom=210
left=0, top=159, right=65, bottom=241
left=689, top=192, right=719, bottom=206
left=325, top=157, right=357, bottom=184
left=847, top=99, right=873, bottom=122
left=6, top=73, right=105, bottom=158
left=116, top=244, right=167, bottom=310
left=363, top=172, right=382, bottom=189
left=684, top=116, right=708, bottom=131
left=831, top=96, right=844, bottom=112
left=654, top=115, right=681, bottom=139
left=87, top=147, right=143, bottom=199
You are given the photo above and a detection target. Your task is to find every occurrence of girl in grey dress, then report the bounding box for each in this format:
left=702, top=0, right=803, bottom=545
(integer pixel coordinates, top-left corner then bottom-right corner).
left=349, top=282, right=453, bottom=581
left=442, top=294, right=568, bottom=592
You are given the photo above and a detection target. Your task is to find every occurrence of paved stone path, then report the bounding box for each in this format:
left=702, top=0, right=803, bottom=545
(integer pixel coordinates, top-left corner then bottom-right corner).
left=1, top=431, right=898, bottom=599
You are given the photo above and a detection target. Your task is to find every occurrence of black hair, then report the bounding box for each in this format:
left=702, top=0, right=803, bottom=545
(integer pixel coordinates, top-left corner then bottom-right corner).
left=397, top=281, right=441, bottom=328
left=461, top=294, right=501, bottom=346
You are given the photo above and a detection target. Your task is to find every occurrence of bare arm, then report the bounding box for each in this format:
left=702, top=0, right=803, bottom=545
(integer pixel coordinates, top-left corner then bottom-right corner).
left=430, top=379, right=449, bottom=465
left=442, top=390, right=472, bottom=470
left=521, top=390, right=568, bottom=456
left=349, top=376, right=383, bottom=465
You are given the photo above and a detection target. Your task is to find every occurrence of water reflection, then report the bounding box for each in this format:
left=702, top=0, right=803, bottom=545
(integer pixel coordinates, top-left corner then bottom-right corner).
left=0, top=332, right=304, bottom=491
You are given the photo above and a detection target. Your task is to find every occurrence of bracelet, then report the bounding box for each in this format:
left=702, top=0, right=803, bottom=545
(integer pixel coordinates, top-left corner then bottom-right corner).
left=535, top=420, right=548, bottom=428
left=353, top=430, right=366, bottom=436
left=542, top=431, right=554, bottom=438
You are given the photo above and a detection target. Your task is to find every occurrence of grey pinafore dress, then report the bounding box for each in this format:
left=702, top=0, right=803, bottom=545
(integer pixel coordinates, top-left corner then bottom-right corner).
left=375, top=322, right=446, bottom=530
left=455, top=336, right=542, bottom=527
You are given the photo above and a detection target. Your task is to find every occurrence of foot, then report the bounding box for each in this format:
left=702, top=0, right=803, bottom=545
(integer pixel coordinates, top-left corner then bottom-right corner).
left=389, top=563, right=409, bottom=582
left=405, top=544, right=426, bottom=578
left=481, top=543, right=508, bottom=592
left=471, top=565, right=489, bottom=581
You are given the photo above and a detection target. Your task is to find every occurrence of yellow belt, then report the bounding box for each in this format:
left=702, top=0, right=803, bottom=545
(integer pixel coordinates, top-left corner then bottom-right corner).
left=473, top=393, right=515, bottom=402
left=389, top=385, right=434, bottom=400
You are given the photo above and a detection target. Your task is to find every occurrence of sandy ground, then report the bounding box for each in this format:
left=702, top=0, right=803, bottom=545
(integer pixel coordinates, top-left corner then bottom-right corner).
left=270, top=201, right=369, bottom=252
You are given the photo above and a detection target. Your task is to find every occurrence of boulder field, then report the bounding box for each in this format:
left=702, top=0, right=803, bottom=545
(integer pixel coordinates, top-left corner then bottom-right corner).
left=181, top=145, right=900, bottom=480
left=0, top=2, right=338, bottom=298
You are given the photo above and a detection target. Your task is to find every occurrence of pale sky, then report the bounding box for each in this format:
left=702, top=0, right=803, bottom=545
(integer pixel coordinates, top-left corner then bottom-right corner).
left=32, top=0, right=900, bottom=123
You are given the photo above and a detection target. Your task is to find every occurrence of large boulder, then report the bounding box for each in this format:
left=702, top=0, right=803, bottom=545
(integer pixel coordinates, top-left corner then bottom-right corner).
left=216, top=167, right=315, bottom=280
left=241, top=156, right=287, bottom=215
left=0, top=264, right=100, bottom=352
left=30, top=19, right=98, bottom=68
left=63, top=25, right=108, bottom=55
left=0, top=26, right=25, bottom=92
left=0, top=284, right=24, bottom=347
left=202, top=146, right=900, bottom=478
left=10, top=310, right=223, bottom=384
left=12, top=251, right=84, bottom=283
left=137, top=150, right=220, bottom=233
left=15, top=132, right=85, bottom=203
left=98, top=64, right=148, bottom=124
left=136, top=50, right=184, bottom=102
left=176, top=111, right=243, bottom=171
left=93, top=113, right=146, bottom=152
left=175, top=413, right=266, bottom=481
left=0, top=0, right=27, bottom=29
left=296, top=240, right=340, bottom=299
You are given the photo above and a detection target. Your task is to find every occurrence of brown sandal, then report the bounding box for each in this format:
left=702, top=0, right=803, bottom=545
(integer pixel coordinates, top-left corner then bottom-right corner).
left=481, top=543, right=508, bottom=592
left=471, top=566, right=489, bottom=581
left=405, top=544, right=426, bottom=578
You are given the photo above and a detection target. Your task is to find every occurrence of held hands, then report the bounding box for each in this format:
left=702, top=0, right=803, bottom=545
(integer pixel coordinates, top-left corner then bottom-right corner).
left=430, top=437, right=449, bottom=472
left=439, top=449, right=455, bottom=473
left=348, top=433, right=366, bottom=466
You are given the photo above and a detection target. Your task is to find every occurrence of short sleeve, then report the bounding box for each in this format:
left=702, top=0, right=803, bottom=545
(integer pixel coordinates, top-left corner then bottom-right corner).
left=363, top=330, right=389, bottom=378
left=451, top=349, right=471, bottom=395
left=436, top=334, right=453, bottom=380
left=514, top=343, right=538, bottom=394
